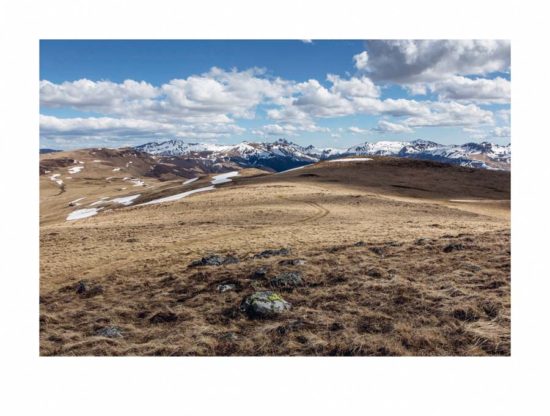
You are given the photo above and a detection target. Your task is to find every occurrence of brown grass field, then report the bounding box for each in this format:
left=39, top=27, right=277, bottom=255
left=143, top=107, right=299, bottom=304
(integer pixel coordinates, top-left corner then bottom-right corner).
left=39, top=151, right=510, bottom=356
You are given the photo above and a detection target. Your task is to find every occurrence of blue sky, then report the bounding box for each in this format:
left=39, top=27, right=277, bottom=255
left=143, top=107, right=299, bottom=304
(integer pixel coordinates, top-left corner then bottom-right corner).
left=40, top=40, right=511, bottom=149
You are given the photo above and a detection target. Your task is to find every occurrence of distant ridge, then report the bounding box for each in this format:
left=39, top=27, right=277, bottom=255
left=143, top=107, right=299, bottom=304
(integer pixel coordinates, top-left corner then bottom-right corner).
left=40, top=148, right=62, bottom=154
left=134, top=138, right=510, bottom=171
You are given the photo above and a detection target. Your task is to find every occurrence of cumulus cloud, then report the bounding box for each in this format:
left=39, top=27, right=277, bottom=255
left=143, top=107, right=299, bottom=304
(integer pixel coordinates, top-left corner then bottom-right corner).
left=353, top=51, right=369, bottom=71
left=348, top=126, right=369, bottom=134
left=40, top=43, right=509, bottom=147
left=40, top=79, right=158, bottom=111
left=361, top=40, right=510, bottom=83
left=252, top=122, right=327, bottom=137
left=491, top=126, right=511, bottom=138
left=40, top=114, right=245, bottom=144
left=430, top=76, right=510, bottom=104
left=373, top=120, right=414, bottom=134
left=403, top=102, right=494, bottom=127
left=40, top=67, right=293, bottom=124
left=327, top=74, right=379, bottom=98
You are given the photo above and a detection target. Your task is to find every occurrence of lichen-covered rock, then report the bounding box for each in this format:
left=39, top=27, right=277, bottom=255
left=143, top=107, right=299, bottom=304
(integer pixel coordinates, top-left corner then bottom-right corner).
left=270, top=272, right=303, bottom=289
left=241, top=291, right=291, bottom=318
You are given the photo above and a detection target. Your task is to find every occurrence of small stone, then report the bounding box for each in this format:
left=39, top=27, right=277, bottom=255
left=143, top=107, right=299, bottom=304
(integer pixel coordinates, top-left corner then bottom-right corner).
left=251, top=267, right=268, bottom=279
left=220, top=332, right=238, bottom=341
left=253, top=248, right=291, bottom=259
left=366, top=268, right=383, bottom=278
left=217, top=283, right=236, bottom=293
left=96, top=326, right=123, bottom=338
left=443, top=243, right=465, bottom=253
left=75, top=280, right=104, bottom=298
left=369, top=247, right=385, bottom=256
left=189, top=254, right=240, bottom=267
left=241, top=291, right=291, bottom=319
left=415, top=238, right=432, bottom=246
left=270, top=271, right=303, bottom=288
left=278, top=258, right=306, bottom=266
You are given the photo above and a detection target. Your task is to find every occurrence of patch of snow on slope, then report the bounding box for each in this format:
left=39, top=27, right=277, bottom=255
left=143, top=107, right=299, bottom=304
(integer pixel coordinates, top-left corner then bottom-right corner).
left=183, top=177, right=198, bottom=185
left=211, top=171, right=239, bottom=185
left=111, top=194, right=141, bottom=206
left=112, top=167, right=121, bottom=172
left=69, top=197, right=86, bottom=206
left=49, top=174, right=63, bottom=186
left=276, top=165, right=307, bottom=174
left=89, top=197, right=109, bottom=206
left=140, top=186, right=215, bottom=206
left=67, top=208, right=101, bottom=221
left=68, top=166, right=84, bottom=174
left=329, top=158, right=373, bottom=162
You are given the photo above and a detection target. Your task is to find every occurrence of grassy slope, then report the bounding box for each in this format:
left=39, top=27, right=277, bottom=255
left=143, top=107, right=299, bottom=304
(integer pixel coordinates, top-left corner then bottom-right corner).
left=40, top=157, right=510, bottom=356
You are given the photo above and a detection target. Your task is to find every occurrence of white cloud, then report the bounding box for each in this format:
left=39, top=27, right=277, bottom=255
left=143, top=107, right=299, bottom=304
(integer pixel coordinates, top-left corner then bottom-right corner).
left=491, top=126, right=511, bottom=138
left=373, top=120, right=413, bottom=134
left=496, top=109, right=511, bottom=124
left=327, top=74, right=379, bottom=98
left=301, top=39, right=313, bottom=44
left=430, top=76, right=510, bottom=104
left=361, top=40, right=510, bottom=83
left=403, top=102, right=494, bottom=127
left=40, top=114, right=245, bottom=144
left=348, top=126, right=369, bottom=134
left=40, top=79, right=158, bottom=111
left=353, top=51, right=369, bottom=71
left=40, top=67, right=293, bottom=124
left=252, top=122, right=327, bottom=137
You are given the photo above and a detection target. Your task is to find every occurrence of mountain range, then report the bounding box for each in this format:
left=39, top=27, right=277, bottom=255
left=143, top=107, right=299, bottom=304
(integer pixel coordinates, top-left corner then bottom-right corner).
left=134, top=138, right=511, bottom=171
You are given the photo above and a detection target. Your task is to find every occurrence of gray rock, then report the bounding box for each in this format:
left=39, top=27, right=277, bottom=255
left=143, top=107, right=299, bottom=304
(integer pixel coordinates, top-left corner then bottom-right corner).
left=443, top=243, right=465, bottom=253
left=189, top=254, right=239, bottom=267
left=366, top=268, right=383, bottom=278
left=241, top=291, right=291, bottom=318
left=278, top=258, right=306, bottom=266
left=217, top=283, right=236, bottom=293
left=253, top=248, right=291, bottom=259
left=96, top=326, right=123, bottom=338
left=75, top=280, right=104, bottom=298
left=369, top=247, right=385, bottom=256
left=251, top=267, right=268, bottom=279
left=270, top=272, right=303, bottom=289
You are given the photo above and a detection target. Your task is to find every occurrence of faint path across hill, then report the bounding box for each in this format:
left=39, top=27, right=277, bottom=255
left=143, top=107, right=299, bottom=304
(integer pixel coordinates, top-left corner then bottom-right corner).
left=78, top=193, right=332, bottom=277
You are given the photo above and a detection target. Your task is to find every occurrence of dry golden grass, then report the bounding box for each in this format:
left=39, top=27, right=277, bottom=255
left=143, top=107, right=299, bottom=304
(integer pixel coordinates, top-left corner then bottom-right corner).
left=40, top=156, right=510, bottom=356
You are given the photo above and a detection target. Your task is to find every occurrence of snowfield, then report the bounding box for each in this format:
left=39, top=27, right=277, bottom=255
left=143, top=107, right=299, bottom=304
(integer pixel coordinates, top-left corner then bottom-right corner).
left=183, top=177, right=199, bottom=185
left=329, top=158, right=373, bottom=162
left=140, top=186, right=215, bottom=206
left=67, top=208, right=101, bottom=221
left=68, top=166, right=84, bottom=174
left=211, top=171, right=240, bottom=185
left=111, top=194, right=141, bottom=206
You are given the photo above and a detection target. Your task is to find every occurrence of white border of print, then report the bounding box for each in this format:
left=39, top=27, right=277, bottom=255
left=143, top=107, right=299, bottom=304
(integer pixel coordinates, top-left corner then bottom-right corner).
left=0, top=1, right=548, bottom=415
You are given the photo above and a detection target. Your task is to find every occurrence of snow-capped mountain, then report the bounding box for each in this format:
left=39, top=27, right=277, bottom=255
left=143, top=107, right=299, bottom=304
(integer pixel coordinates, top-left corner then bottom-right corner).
left=135, top=138, right=510, bottom=171
left=341, top=140, right=510, bottom=170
